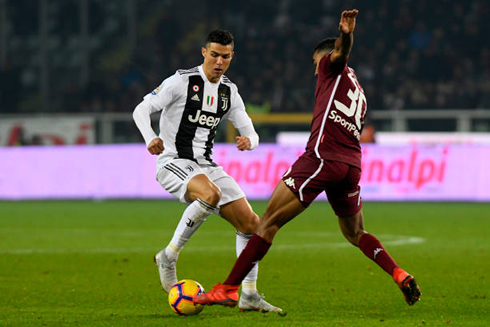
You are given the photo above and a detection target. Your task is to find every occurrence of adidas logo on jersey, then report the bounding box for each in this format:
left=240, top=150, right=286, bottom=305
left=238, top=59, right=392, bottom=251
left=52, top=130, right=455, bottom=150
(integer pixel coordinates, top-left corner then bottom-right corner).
left=191, top=94, right=200, bottom=101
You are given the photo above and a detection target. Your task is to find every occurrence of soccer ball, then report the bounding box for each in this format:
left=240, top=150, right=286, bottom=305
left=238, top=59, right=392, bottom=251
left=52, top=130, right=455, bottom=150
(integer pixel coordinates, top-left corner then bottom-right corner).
left=168, top=279, right=205, bottom=315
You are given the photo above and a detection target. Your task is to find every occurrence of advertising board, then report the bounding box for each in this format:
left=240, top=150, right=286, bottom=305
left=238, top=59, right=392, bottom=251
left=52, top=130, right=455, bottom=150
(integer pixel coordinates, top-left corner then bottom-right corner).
left=1, top=143, right=489, bottom=201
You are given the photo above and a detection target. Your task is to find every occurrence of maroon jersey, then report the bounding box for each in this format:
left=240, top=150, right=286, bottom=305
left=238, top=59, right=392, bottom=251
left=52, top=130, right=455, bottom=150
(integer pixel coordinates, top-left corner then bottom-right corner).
left=305, top=53, right=367, bottom=168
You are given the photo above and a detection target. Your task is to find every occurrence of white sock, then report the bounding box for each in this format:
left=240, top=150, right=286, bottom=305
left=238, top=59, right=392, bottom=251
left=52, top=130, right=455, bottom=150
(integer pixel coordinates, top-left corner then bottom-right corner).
left=236, top=231, right=258, bottom=295
left=165, top=199, right=215, bottom=261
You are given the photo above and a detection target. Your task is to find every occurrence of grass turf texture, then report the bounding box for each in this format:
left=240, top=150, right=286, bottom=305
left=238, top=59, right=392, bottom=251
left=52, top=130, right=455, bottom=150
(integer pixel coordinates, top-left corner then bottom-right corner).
left=0, top=201, right=488, bottom=327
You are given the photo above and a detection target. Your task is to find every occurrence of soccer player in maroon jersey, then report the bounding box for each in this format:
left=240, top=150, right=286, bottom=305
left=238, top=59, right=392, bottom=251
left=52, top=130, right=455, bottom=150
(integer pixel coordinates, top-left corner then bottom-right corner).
left=195, top=9, right=421, bottom=310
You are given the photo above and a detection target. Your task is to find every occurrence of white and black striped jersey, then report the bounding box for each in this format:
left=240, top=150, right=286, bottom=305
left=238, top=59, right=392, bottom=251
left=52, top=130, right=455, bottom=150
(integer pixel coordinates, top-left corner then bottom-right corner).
left=133, top=65, right=257, bottom=168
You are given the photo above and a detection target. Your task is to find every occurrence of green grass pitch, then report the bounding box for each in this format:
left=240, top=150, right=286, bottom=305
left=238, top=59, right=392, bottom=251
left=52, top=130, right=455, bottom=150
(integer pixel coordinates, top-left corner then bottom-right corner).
left=1, top=200, right=489, bottom=326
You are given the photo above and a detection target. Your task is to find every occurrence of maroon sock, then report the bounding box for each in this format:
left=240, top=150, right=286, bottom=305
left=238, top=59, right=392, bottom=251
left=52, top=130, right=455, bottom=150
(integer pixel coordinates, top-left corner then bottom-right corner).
left=358, top=233, right=398, bottom=276
left=224, top=234, right=271, bottom=286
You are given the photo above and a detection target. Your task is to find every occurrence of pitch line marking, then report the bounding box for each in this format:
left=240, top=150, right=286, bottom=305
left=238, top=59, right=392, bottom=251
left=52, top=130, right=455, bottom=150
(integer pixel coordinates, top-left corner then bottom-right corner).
left=1, top=234, right=425, bottom=254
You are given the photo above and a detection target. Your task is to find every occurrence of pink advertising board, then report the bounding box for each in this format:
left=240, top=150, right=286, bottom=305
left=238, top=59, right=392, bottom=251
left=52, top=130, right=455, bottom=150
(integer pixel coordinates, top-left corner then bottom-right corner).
left=0, top=143, right=489, bottom=201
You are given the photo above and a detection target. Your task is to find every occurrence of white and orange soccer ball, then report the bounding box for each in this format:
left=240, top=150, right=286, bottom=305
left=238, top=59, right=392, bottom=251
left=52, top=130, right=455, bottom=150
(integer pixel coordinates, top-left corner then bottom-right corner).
left=168, top=279, right=205, bottom=315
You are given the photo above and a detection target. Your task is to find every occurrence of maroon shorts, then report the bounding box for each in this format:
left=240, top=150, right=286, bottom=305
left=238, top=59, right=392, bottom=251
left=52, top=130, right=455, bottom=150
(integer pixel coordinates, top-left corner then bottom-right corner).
left=282, top=152, right=362, bottom=217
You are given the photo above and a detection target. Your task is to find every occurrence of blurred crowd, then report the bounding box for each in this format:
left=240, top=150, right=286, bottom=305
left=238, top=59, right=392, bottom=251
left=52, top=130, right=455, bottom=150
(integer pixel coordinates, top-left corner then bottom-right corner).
left=1, top=0, right=489, bottom=116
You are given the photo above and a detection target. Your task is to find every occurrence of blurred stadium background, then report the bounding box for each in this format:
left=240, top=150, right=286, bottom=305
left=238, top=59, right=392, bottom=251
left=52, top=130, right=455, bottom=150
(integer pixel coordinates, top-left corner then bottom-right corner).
left=1, top=0, right=490, bottom=138
left=1, top=1, right=490, bottom=326
left=1, top=0, right=490, bottom=201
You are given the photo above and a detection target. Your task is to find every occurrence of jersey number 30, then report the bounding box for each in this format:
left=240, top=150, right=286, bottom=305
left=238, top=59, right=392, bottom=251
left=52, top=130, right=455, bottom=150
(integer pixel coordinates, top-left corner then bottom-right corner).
left=333, top=71, right=366, bottom=130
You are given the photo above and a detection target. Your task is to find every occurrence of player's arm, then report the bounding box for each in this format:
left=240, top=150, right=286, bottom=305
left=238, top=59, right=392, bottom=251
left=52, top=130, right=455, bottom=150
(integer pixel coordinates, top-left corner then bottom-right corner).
left=225, top=90, right=259, bottom=151
left=133, top=100, right=163, bottom=155
left=133, top=76, right=177, bottom=155
left=330, top=9, right=358, bottom=63
left=236, top=123, right=259, bottom=151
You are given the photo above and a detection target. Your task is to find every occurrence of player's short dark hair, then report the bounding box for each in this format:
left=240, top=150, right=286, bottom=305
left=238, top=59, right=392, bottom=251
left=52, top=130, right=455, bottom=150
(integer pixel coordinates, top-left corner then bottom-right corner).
left=205, top=29, right=234, bottom=49
left=314, top=38, right=337, bottom=53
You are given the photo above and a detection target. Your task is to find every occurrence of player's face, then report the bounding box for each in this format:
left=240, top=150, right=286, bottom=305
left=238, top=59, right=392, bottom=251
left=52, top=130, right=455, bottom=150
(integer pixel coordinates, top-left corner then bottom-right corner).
left=202, top=42, right=234, bottom=83
left=312, top=50, right=328, bottom=77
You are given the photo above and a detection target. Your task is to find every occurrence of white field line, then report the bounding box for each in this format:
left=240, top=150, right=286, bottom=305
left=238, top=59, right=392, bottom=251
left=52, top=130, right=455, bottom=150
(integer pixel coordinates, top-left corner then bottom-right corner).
left=1, top=234, right=425, bottom=254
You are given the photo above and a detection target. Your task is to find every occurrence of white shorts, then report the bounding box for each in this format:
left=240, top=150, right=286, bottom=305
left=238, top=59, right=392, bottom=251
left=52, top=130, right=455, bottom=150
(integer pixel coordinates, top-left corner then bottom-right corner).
left=156, top=158, right=245, bottom=208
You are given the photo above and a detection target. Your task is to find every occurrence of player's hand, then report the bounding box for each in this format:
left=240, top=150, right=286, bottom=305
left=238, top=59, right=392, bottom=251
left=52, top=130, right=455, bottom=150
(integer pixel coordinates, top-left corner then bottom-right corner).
left=339, top=9, right=358, bottom=34
left=235, top=135, right=251, bottom=151
left=147, top=137, right=164, bottom=155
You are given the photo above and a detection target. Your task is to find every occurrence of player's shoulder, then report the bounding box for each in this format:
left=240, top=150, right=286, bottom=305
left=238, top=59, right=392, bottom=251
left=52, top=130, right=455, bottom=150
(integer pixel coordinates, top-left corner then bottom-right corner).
left=320, top=52, right=346, bottom=76
left=165, top=66, right=201, bottom=87
left=322, top=52, right=347, bottom=67
left=220, top=74, right=238, bottom=92
left=150, top=68, right=196, bottom=96
left=221, top=74, right=233, bottom=85
left=176, top=66, right=200, bottom=76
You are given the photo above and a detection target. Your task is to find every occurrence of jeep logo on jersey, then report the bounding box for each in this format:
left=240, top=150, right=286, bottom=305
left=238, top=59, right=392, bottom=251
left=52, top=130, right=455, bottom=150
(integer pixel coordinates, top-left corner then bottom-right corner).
left=188, top=109, right=221, bottom=129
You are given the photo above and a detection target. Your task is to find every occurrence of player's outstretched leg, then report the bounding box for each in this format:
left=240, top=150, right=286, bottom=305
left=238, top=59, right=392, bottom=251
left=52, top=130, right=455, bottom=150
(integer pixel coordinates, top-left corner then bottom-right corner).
left=194, top=283, right=240, bottom=307
left=393, top=267, right=421, bottom=305
left=154, top=250, right=178, bottom=293
left=355, top=227, right=421, bottom=305
left=194, top=284, right=285, bottom=314
left=236, top=232, right=284, bottom=314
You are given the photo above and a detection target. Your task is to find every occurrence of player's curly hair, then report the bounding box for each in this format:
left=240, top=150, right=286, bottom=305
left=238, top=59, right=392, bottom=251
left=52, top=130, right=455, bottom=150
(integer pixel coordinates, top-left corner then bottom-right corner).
left=314, top=38, right=337, bottom=53
left=205, top=29, right=234, bottom=49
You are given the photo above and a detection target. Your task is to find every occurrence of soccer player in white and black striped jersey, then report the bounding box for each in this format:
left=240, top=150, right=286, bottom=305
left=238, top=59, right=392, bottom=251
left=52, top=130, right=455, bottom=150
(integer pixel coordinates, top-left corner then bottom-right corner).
left=133, top=30, right=282, bottom=313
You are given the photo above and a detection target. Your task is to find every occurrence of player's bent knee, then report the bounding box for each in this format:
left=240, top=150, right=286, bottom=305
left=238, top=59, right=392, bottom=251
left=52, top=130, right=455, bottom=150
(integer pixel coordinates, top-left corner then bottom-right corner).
left=234, top=211, right=258, bottom=234
left=210, top=187, right=222, bottom=205
left=240, top=213, right=259, bottom=234
left=198, top=186, right=222, bottom=207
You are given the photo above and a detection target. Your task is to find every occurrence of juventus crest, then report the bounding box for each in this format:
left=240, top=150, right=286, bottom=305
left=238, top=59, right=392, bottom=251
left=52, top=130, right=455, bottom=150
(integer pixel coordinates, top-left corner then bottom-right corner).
left=221, top=97, right=229, bottom=111
left=219, top=92, right=229, bottom=111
